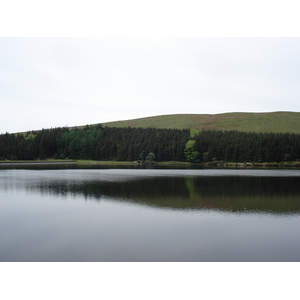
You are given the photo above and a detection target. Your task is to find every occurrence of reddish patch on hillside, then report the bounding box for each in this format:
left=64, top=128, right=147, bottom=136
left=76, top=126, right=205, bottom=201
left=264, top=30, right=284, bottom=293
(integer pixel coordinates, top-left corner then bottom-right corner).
left=194, top=113, right=248, bottom=131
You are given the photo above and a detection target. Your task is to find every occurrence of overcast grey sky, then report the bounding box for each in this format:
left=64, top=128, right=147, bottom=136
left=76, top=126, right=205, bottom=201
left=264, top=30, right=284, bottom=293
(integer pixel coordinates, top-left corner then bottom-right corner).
left=1, top=37, right=300, bottom=133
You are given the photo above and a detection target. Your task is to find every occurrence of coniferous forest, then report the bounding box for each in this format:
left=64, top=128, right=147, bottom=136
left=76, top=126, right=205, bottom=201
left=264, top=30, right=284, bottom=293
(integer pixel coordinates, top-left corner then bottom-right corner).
left=0, top=125, right=300, bottom=163
left=0, top=126, right=190, bottom=162
left=192, top=130, right=300, bottom=163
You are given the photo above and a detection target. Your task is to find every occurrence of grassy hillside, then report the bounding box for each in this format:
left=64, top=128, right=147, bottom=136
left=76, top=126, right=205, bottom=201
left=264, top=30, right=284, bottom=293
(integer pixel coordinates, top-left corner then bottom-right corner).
left=100, top=112, right=300, bottom=134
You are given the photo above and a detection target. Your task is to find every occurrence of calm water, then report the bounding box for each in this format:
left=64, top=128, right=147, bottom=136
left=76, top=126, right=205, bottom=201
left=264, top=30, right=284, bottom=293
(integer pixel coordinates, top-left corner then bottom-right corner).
left=1, top=167, right=300, bottom=261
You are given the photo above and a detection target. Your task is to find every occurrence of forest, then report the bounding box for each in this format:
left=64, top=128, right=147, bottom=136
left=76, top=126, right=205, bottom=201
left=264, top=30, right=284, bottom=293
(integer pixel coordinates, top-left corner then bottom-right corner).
left=190, top=130, right=300, bottom=163
left=0, top=125, right=300, bottom=163
left=0, top=125, right=190, bottom=162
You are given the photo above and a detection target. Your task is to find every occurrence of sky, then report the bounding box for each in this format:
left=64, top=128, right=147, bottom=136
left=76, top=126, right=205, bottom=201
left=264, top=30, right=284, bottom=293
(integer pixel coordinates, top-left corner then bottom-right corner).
left=1, top=0, right=300, bottom=136
left=1, top=37, right=300, bottom=133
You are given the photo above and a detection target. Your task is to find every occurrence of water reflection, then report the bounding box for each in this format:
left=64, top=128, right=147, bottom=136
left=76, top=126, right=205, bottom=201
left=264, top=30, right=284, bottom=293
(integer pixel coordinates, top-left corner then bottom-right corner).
left=3, top=170, right=299, bottom=214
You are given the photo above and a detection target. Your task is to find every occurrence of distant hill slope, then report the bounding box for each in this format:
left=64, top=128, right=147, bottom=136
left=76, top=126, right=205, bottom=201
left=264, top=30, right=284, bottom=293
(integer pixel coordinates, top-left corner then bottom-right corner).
left=100, top=112, right=300, bottom=134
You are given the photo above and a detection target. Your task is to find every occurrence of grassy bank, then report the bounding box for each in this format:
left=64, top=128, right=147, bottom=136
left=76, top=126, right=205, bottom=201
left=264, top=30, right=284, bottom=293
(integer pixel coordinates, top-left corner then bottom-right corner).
left=207, top=161, right=300, bottom=168
left=76, top=160, right=134, bottom=165
left=1, top=159, right=300, bottom=169
left=76, top=160, right=191, bottom=166
left=63, top=159, right=300, bottom=168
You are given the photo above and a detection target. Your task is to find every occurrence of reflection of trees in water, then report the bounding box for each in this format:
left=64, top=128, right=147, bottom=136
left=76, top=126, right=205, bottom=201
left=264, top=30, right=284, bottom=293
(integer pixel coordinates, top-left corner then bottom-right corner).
left=32, top=176, right=300, bottom=214
left=186, top=177, right=300, bottom=213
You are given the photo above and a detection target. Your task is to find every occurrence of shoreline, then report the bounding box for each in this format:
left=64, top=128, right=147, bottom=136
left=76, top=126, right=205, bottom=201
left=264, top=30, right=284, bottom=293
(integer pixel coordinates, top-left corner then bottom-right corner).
left=0, top=159, right=300, bottom=169
left=0, top=160, right=77, bottom=165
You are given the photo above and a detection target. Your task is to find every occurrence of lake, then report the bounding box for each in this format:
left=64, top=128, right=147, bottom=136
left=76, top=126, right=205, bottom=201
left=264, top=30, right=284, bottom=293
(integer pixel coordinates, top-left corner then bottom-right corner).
left=1, top=166, right=300, bottom=261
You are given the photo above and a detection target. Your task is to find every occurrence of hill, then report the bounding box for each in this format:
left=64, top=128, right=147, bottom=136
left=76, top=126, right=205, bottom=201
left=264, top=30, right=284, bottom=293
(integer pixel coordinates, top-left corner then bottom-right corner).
left=100, top=111, right=300, bottom=134
left=2, top=112, right=300, bottom=163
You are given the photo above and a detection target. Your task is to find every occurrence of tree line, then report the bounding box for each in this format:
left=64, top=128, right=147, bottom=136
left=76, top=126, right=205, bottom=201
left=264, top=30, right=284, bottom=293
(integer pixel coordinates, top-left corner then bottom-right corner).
left=187, top=130, right=300, bottom=163
left=1, top=126, right=300, bottom=162
left=0, top=125, right=190, bottom=162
